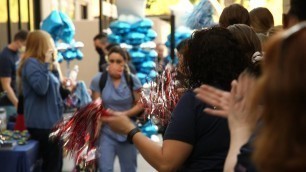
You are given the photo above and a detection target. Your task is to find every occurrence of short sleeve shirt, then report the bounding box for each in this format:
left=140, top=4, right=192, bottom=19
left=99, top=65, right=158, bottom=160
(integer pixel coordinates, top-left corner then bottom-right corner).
left=164, top=91, right=230, bottom=171
left=90, top=72, right=142, bottom=141
left=0, top=47, right=19, bottom=106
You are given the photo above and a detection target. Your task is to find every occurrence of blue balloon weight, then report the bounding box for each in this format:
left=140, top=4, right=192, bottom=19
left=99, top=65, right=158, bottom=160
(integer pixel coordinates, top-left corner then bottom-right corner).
left=110, top=21, right=131, bottom=35
left=41, top=10, right=63, bottom=41
left=75, top=49, right=83, bottom=60
left=108, top=33, right=121, bottom=44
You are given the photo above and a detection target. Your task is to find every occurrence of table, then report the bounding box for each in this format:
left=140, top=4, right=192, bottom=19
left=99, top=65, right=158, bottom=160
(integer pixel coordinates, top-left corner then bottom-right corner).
left=0, top=140, right=40, bottom=172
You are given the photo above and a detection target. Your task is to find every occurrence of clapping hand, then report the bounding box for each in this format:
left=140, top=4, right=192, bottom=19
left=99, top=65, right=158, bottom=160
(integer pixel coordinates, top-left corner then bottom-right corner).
left=101, top=109, right=135, bottom=135
left=194, top=71, right=261, bottom=131
left=194, top=85, right=230, bottom=118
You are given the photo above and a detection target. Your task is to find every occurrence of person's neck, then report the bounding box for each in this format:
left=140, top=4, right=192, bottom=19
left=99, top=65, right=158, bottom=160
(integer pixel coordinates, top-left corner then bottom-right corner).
left=8, top=42, right=18, bottom=51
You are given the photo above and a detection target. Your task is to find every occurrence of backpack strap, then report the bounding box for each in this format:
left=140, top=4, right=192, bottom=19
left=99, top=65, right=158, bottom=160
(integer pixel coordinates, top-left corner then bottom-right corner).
left=99, top=71, right=108, bottom=93
left=124, top=71, right=135, bottom=102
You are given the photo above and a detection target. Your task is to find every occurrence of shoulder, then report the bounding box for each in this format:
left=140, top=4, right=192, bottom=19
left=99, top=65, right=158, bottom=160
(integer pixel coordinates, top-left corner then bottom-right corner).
left=0, top=47, right=17, bottom=57
left=23, top=58, right=48, bottom=73
left=129, top=73, right=139, bottom=81
left=0, top=48, right=10, bottom=60
left=92, top=72, right=103, bottom=81
left=174, top=91, right=206, bottom=118
left=129, top=73, right=142, bottom=90
left=24, top=57, right=40, bottom=65
left=178, top=91, right=197, bottom=105
left=90, top=72, right=103, bottom=91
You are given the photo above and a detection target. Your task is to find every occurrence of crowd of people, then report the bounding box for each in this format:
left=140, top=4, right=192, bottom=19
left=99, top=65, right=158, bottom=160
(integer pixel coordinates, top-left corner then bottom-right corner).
left=0, top=0, right=306, bottom=171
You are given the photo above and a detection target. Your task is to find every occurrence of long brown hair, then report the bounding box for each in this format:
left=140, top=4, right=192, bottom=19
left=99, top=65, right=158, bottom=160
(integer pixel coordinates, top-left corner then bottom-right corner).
left=251, top=27, right=306, bottom=171
left=17, top=30, right=53, bottom=92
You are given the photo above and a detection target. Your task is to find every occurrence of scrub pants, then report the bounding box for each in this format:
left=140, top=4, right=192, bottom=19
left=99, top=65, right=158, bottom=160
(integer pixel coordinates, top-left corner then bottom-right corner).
left=98, top=133, right=137, bottom=172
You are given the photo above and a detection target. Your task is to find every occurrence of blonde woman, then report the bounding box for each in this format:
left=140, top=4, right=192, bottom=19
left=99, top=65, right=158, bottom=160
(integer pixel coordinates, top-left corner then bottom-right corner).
left=18, top=30, right=63, bottom=172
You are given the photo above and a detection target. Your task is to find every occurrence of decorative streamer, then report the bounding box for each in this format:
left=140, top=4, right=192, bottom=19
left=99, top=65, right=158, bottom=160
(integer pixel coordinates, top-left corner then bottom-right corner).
left=140, top=67, right=180, bottom=125
left=50, top=99, right=108, bottom=166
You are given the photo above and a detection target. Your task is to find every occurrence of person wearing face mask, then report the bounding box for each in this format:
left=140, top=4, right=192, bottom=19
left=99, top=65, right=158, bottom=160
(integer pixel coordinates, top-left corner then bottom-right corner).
left=0, top=30, right=28, bottom=119
left=17, top=30, right=66, bottom=172
left=93, top=32, right=109, bottom=72
left=90, top=46, right=143, bottom=172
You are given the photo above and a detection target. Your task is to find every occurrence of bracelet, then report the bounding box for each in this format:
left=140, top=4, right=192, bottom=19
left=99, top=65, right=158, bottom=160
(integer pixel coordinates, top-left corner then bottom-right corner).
left=127, top=127, right=140, bottom=144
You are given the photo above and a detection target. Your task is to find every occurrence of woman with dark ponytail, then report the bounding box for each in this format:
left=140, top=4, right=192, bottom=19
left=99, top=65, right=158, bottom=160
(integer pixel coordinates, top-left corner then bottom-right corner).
left=90, top=46, right=143, bottom=172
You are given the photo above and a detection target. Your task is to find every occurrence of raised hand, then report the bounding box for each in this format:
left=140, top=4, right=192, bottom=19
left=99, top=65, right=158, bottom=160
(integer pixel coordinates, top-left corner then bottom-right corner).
left=228, top=71, right=260, bottom=132
left=101, top=112, right=135, bottom=135
left=194, top=85, right=230, bottom=118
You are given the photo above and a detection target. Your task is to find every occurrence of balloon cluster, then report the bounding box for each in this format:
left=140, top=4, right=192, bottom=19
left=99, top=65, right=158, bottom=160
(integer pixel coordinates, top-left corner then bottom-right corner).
left=41, top=10, right=84, bottom=63
left=108, top=18, right=158, bottom=84
left=164, top=26, right=192, bottom=65
left=186, top=0, right=215, bottom=30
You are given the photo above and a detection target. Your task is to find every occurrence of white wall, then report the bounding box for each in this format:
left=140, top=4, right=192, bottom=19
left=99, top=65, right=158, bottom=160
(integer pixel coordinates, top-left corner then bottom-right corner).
left=149, top=17, right=171, bottom=44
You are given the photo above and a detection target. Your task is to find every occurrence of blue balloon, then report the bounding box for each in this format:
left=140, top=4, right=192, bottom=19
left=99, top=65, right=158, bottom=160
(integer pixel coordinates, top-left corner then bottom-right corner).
left=165, top=40, right=172, bottom=48
left=131, top=18, right=153, bottom=31
left=56, top=52, right=64, bottom=63
left=133, top=27, right=149, bottom=34
left=139, top=68, right=151, bottom=75
left=137, top=72, right=146, bottom=80
left=149, top=70, right=158, bottom=78
left=178, top=32, right=191, bottom=40
left=145, top=29, right=157, bottom=42
left=167, top=33, right=181, bottom=41
left=129, top=50, right=146, bottom=63
left=140, top=120, right=158, bottom=138
left=110, top=21, right=131, bottom=35
left=146, top=50, right=157, bottom=61
left=62, top=49, right=76, bottom=61
left=165, top=55, right=179, bottom=66
left=75, top=49, right=83, bottom=60
left=126, top=32, right=145, bottom=46
left=41, top=10, right=63, bottom=41
left=108, top=33, right=121, bottom=44
left=59, top=11, right=75, bottom=43
left=141, top=61, right=156, bottom=69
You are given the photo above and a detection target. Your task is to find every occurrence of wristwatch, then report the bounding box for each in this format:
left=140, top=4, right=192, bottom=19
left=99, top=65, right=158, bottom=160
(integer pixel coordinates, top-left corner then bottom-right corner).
left=127, top=127, right=140, bottom=144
